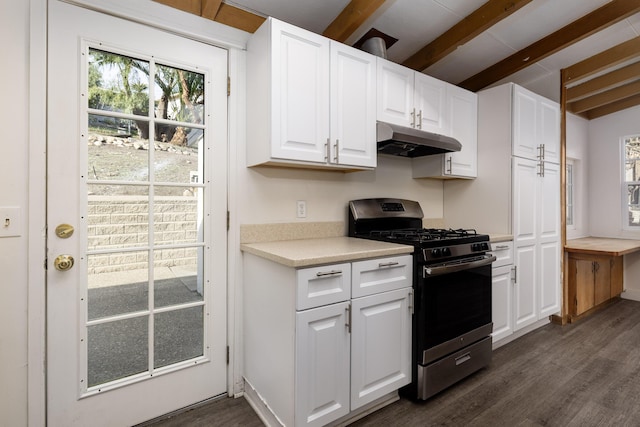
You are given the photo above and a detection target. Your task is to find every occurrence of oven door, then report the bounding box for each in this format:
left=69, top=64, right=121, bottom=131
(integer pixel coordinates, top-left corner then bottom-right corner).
left=418, top=255, right=495, bottom=357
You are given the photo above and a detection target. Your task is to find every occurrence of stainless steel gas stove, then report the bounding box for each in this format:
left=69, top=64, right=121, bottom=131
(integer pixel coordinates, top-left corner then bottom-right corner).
left=348, top=198, right=495, bottom=400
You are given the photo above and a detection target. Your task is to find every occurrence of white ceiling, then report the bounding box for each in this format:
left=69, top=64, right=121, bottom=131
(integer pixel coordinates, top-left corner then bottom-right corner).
left=226, top=0, right=640, bottom=102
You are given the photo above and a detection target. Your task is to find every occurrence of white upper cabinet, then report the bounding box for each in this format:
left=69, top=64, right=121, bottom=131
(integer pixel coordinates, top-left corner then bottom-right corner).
left=377, top=58, right=448, bottom=134
left=330, top=42, right=377, bottom=168
left=513, top=85, right=560, bottom=163
left=247, top=17, right=376, bottom=170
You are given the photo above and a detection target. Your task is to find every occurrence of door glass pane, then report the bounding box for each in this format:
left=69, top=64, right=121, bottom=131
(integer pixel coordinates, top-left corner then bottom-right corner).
left=155, top=306, right=204, bottom=369
left=88, top=250, right=149, bottom=321
left=88, top=114, right=150, bottom=181
left=88, top=185, right=149, bottom=251
left=154, top=186, right=202, bottom=246
left=154, top=247, right=203, bottom=308
left=154, top=64, right=204, bottom=125
left=154, top=127, right=202, bottom=184
left=87, top=316, right=149, bottom=387
left=88, top=49, right=150, bottom=115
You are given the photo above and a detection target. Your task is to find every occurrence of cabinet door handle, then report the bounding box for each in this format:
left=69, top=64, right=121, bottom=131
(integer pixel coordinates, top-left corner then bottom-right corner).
left=378, top=261, right=399, bottom=268
left=408, top=289, right=414, bottom=315
left=541, top=144, right=545, bottom=160
left=345, top=304, right=351, bottom=334
left=446, top=156, right=452, bottom=174
left=324, top=138, right=330, bottom=162
left=316, top=270, right=342, bottom=277
left=333, top=139, right=339, bottom=163
left=511, top=265, right=517, bottom=283
left=495, top=245, right=510, bottom=250
left=417, top=110, right=422, bottom=129
left=410, top=108, right=416, bottom=128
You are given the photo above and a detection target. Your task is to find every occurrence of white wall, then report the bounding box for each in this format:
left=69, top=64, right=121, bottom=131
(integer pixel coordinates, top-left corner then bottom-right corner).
left=587, top=105, right=640, bottom=299
left=0, top=2, right=30, bottom=425
left=587, top=105, right=640, bottom=238
left=237, top=156, right=444, bottom=225
left=566, top=112, right=589, bottom=240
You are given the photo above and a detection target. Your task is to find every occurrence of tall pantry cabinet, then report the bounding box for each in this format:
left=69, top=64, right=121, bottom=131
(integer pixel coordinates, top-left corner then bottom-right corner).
left=444, top=83, right=561, bottom=340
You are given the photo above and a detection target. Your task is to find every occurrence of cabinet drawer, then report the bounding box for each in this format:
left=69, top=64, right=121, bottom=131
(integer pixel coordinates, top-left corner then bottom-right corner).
left=352, top=255, right=413, bottom=298
left=297, top=263, right=351, bottom=310
left=490, top=241, right=513, bottom=268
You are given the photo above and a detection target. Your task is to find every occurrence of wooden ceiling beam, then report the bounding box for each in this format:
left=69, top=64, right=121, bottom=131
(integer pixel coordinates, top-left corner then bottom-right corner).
left=201, top=0, right=224, bottom=20
left=402, top=0, right=533, bottom=71
left=586, top=93, right=640, bottom=120
left=567, top=80, right=640, bottom=114
left=153, top=0, right=201, bottom=16
left=322, top=0, right=387, bottom=43
left=564, top=36, right=640, bottom=84
left=460, top=0, right=640, bottom=92
left=214, top=3, right=265, bottom=33
left=566, top=61, right=640, bottom=102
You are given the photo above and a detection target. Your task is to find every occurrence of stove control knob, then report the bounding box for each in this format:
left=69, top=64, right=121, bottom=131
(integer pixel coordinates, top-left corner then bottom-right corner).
left=481, top=242, right=490, bottom=251
left=442, top=247, right=451, bottom=257
left=471, top=243, right=479, bottom=251
left=431, top=248, right=442, bottom=257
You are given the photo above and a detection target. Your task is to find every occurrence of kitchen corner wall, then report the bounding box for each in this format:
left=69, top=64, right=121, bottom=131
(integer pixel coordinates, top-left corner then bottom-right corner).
left=236, top=156, right=445, bottom=226
left=566, top=112, right=589, bottom=240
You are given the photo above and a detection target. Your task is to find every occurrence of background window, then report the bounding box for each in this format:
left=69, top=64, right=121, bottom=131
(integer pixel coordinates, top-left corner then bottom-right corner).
left=623, top=135, right=640, bottom=227
left=566, top=161, right=574, bottom=227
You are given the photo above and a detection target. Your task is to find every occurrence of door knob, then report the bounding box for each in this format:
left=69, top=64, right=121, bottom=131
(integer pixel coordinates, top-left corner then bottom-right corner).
left=54, top=254, right=74, bottom=271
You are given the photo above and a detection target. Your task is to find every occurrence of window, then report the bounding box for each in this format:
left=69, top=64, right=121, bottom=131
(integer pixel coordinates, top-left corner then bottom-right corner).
left=623, top=135, right=640, bottom=228
left=566, top=161, right=574, bottom=227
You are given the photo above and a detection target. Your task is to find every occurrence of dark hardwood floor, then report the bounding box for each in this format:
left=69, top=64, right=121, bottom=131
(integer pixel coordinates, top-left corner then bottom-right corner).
left=147, top=298, right=640, bottom=427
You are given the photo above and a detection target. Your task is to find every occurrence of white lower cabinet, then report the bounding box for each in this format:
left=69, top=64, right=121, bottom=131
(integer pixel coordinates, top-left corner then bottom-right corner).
left=244, top=253, right=412, bottom=426
left=490, top=241, right=514, bottom=344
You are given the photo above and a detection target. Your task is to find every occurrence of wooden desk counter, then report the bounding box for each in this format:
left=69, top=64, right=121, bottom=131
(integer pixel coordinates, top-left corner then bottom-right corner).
left=565, top=237, right=640, bottom=322
left=565, top=237, right=640, bottom=256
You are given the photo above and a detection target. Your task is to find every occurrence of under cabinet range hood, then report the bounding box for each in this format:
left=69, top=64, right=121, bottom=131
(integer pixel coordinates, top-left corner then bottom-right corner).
left=376, top=121, right=462, bottom=158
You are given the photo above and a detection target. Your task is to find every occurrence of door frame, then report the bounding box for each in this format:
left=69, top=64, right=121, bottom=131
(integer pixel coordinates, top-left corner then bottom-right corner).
left=28, top=0, right=250, bottom=423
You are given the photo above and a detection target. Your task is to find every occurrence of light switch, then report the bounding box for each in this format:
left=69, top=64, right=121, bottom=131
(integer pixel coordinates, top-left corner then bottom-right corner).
left=0, top=207, right=22, bottom=238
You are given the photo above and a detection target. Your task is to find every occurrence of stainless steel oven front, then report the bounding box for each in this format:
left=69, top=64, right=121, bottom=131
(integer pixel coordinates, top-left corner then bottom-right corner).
left=412, top=254, right=494, bottom=400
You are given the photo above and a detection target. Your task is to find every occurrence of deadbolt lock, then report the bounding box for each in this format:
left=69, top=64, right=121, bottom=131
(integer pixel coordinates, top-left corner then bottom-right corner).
left=54, top=254, right=74, bottom=271
left=55, top=224, right=74, bottom=239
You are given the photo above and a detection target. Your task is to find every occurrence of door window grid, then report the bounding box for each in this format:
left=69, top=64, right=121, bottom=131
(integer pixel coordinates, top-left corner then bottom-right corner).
left=81, top=44, right=210, bottom=393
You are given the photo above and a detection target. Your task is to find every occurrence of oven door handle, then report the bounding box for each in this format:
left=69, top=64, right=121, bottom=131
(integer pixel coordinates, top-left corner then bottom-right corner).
left=423, top=255, right=496, bottom=277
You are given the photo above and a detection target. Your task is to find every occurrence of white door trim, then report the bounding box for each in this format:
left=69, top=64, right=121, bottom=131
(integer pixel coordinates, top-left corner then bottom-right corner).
left=28, top=0, right=48, bottom=424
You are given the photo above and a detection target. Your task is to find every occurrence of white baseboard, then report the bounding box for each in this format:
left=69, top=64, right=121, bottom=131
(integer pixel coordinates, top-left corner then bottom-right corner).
left=621, top=289, right=640, bottom=302
left=243, top=378, right=284, bottom=427
left=492, top=317, right=550, bottom=350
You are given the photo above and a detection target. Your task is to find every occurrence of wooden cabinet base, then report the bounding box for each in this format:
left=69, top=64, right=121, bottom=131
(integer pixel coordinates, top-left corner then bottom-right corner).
left=567, top=252, right=623, bottom=322
left=568, top=297, right=621, bottom=323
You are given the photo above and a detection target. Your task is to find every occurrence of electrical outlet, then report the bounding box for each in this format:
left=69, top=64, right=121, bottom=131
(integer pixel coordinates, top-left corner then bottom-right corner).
left=0, top=206, right=22, bottom=238
left=296, top=200, right=307, bottom=218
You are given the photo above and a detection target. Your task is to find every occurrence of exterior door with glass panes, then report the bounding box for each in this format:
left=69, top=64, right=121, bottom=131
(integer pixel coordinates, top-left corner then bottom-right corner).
left=47, top=2, right=228, bottom=425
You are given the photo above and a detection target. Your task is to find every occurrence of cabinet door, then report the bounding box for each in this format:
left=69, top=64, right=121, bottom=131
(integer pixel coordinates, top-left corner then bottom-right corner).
left=492, top=265, right=513, bottom=342
left=537, top=162, right=560, bottom=318
left=594, top=259, right=612, bottom=306
left=513, top=243, right=537, bottom=330
left=350, top=288, right=412, bottom=410
left=573, top=258, right=595, bottom=316
left=512, top=157, right=538, bottom=245
left=296, top=302, right=350, bottom=427
left=538, top=97, right=560, bottom=163
left=414, top=73, right=447, bottom=134
left=330, top=42, right=376, bottom=167
left=271, top=19, right=330, bottom=163
left=446, top=85, right=477, bottom=177
left=512, top=85, right=539, bottom=160
left=377, top=58, right=414, bottom=127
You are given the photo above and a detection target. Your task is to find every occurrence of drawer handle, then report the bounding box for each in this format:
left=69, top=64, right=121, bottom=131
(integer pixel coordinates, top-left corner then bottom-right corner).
left=455, top=352, right=471, bottom=366
left=378, top=261, right=399, bottom=268
left=316, top=270, right=342, bottom=277
left=494, top=245, right=510, bottom=250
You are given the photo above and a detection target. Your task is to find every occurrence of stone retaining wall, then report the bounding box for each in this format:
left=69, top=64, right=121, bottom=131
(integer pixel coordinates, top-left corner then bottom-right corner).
left=87, top=196, right=199, bottom=274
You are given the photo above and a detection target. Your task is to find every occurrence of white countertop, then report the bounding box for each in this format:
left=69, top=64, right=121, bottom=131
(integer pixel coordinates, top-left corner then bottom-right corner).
left=241, top=236, right=414, bottom=268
